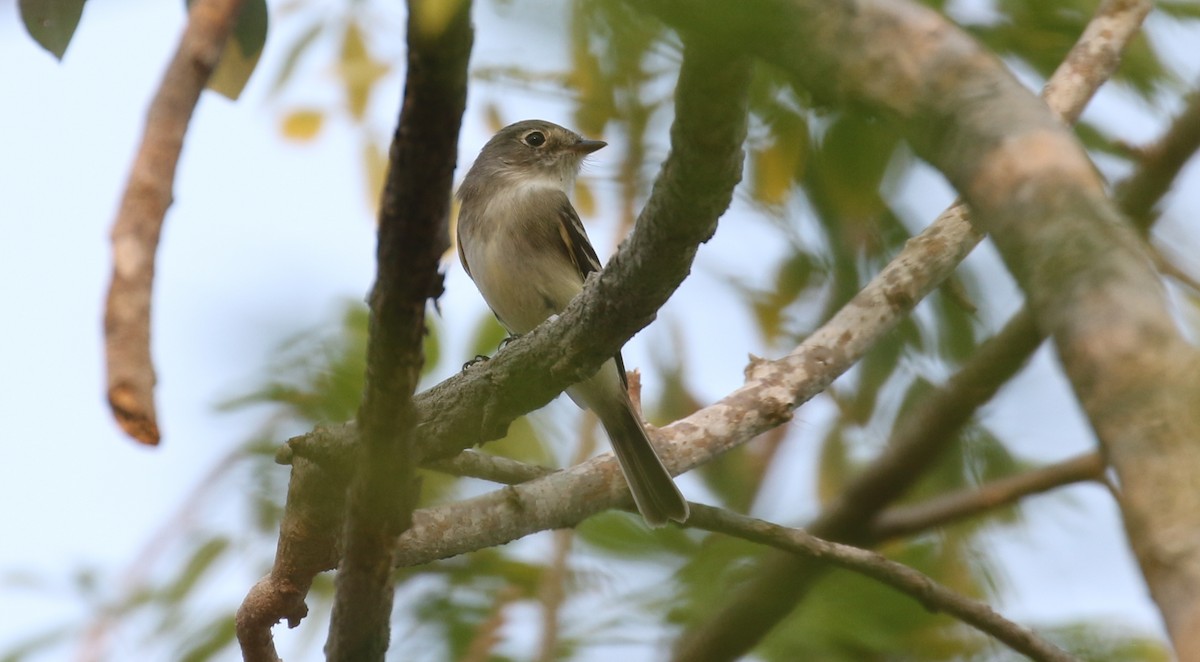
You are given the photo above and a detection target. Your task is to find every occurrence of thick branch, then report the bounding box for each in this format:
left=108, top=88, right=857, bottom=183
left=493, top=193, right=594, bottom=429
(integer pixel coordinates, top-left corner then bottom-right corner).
left=324, top=2, right=473, bottom=660
left=104, top=0, right=247, bottom=445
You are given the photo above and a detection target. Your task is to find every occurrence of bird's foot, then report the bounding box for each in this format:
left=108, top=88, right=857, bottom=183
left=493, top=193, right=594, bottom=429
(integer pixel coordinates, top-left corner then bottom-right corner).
left=462, top=354, right=490, bottom=371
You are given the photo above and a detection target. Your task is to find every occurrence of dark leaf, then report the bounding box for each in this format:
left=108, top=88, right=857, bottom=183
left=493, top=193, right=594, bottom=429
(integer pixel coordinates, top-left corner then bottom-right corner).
left=205, top=0, right=269, bottom=100
left=19, top=0, right=87, bottom=60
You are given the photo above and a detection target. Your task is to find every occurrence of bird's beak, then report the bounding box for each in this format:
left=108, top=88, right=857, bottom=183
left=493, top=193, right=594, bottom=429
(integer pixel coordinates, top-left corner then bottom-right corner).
left=569, top=139, right=607, bottom=154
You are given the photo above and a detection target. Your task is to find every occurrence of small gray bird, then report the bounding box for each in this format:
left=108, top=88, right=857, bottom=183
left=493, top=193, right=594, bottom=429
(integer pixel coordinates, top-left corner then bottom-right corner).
left=456, top=119, right=688, bottom=527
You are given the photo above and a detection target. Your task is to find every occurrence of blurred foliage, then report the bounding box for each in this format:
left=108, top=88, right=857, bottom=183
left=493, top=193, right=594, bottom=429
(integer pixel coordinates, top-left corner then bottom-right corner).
left=10, top=0, right=1198, bottom=659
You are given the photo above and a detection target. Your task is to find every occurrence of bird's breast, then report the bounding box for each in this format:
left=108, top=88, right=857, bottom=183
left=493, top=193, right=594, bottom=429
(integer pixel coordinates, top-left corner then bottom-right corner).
left=461, top=200, right=584, bottom=335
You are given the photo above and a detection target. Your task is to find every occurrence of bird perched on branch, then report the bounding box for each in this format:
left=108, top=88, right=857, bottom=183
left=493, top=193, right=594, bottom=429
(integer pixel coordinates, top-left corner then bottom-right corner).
left=456, top=119, right=688, bottom=527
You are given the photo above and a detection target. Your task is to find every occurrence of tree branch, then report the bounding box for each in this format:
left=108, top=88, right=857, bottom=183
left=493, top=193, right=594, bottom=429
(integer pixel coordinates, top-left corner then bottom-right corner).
left=324, top=1, right=473, bottom=659
left=104, top=0, right=248, bottom=445
left=1117, top=86, right=1200, bottom=229
left=870, top=453, right=1106, bottom=541
left=235, top=2, right=472, bottom=660
left=424, top=449, right=554, bottom=485
left=685, top=504, right=1081, bottom=662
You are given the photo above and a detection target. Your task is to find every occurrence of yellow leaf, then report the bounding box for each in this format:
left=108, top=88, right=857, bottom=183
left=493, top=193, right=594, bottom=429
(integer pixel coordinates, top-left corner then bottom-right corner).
left=484, top=103, right=505, bottom=134
left=752, top=142, right=798, bottom=205
left=751, top=113, right=808, bottom=205
left=208, top=39, right=262, bottom=101
left=339, top=22, right=389, bottom=120
left=280, top=109, right=324, bottom=141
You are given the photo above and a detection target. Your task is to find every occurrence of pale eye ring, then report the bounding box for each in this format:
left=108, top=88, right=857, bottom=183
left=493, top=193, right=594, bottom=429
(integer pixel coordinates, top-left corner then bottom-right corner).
left=524, top=131, right=546, bottom=147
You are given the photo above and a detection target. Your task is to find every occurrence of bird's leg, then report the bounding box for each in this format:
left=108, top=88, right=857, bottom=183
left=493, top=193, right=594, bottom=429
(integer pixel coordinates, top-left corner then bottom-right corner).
left=499, top=333, right=522, bottom=350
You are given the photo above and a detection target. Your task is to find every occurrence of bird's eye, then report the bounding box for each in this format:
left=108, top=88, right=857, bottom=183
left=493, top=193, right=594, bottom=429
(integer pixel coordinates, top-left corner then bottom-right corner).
left=524, top=131, right=546, bottom=147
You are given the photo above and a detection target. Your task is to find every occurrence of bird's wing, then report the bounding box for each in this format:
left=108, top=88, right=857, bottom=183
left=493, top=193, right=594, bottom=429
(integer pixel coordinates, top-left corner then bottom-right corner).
left=456, top=226, right=473, bottom=280
left=557, top=202, right=603, bottom=279
left=556, top=199, right=630, bottom=388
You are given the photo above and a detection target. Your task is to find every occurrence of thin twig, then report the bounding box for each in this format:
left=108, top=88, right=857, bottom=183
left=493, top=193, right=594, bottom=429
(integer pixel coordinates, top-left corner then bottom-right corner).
left=870, top=453, right=1105, bottom=541
left=536, top=417, right=595, bottom=662
left=104, top=0, right=248, bottom=445
left=1149, top=243, right=1200, bottom=294
left=685, top=504, right=1081, bottom=662
left=1117, top=87, right=1200, bottom=228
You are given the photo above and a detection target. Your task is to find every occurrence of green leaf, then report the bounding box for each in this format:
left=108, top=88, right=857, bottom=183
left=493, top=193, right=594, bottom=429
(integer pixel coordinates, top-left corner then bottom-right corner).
left=161, top=537, right=230, bottom=603
left=1160, top=0, right=1200, bottom=20
left=19, top=0, right=88, bottom=60
left=177, top=613, right=237, bottom=662
left=186, top=0, right=269, bottom=100
left=270, top=19, right=323, bottom=94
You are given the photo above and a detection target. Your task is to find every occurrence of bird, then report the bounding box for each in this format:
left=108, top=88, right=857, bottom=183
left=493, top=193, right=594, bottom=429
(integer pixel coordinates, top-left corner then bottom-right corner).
left=455, top=119, right=689, bottom=527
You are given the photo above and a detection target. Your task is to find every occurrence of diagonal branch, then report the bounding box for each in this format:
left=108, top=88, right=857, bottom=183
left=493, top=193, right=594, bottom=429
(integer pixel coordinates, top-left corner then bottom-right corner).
left=869, top=453, right=1106, bottom=541
left=687, top=504, right=1080, bottom=662
left=104, top=0, right=248, bottom=445
left=1117, top=86, right=1200, bottom=229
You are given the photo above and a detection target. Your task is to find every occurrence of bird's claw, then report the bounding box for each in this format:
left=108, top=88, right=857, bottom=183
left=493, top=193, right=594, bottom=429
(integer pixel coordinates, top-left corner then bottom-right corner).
left=462, top=354, right=490, bottom=371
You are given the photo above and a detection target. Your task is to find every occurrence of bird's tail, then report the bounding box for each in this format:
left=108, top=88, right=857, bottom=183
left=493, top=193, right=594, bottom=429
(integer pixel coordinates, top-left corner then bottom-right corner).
left=599, top=400, right=689, bottom=527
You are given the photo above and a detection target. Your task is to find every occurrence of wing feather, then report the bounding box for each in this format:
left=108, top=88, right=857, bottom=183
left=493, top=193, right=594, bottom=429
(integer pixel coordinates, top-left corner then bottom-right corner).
left=557, top=203, right=603, bottom=279
left=556, top=201, right=629, bottom=388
